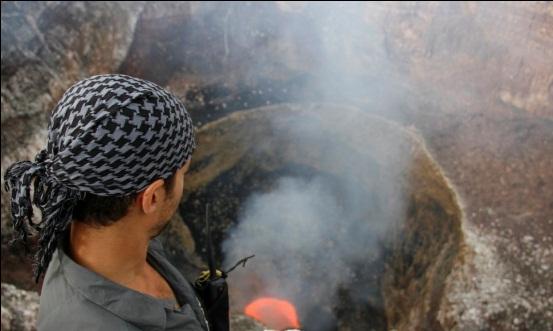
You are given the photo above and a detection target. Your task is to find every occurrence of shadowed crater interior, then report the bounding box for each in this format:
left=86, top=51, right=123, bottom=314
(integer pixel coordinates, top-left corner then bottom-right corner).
left=179, top=103, right=464, bottom=330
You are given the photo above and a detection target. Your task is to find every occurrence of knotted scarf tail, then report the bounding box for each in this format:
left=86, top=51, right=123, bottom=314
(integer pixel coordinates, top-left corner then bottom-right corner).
left=3, top=153, right=85, bottom=282
left=3, top=160, right=39, bottom=249
left=33, top=181, right=84, bottom=282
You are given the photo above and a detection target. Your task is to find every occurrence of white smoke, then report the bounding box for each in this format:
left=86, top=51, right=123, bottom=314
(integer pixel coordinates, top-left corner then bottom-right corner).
left=218, top=4, right=412, bottom=328
left=222, top=104, right=408, bottom=328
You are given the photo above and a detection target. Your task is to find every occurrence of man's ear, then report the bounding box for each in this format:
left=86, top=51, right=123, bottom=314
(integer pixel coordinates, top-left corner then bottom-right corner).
left=137, top=179, right=166, bottom=215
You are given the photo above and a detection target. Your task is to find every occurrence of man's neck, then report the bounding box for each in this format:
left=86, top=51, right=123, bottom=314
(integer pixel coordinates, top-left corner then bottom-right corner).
left=69, top=219, right=151, bottom=288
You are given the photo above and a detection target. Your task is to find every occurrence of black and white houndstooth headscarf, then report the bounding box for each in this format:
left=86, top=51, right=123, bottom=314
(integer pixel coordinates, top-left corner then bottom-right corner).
left=3, top=74, right=196, bottom=282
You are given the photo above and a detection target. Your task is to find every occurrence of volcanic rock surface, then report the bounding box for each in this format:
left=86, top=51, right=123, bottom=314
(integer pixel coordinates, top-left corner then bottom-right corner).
left=1, top=2, right=552, bottom=331
left=1, top=283, right=39, bottom=331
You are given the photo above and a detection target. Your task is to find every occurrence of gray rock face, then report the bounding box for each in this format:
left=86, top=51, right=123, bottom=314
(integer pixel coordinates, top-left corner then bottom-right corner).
left=1, top=283, right=39, bottom=331
left=1, top=1, right=144, bottom=123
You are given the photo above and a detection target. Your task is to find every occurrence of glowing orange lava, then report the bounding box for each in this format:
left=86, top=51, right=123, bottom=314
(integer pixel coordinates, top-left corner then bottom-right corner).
left=244, top=297, right=300, bottom=330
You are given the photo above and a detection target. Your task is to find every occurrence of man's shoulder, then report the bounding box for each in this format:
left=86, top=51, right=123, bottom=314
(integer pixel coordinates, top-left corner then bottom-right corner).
left=38, top=297, right=137, bottom=331
left=38, top=249, right=137, bottom=331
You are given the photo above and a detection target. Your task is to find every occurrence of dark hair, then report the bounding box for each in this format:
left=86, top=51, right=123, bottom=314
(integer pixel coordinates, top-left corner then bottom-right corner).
left=72, top=172, right=177, bottom=226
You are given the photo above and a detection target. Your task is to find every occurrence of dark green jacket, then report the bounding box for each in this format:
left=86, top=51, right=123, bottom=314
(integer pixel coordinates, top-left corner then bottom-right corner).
left=38, top=239, right=209, bottom=331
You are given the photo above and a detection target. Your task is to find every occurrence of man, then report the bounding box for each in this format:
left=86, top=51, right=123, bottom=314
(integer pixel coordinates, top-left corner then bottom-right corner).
left=4, top=74, right=209, bottom=330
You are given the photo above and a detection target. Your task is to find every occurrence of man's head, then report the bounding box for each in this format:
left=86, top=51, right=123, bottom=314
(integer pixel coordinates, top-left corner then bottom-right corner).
left=72, top=158, right=191, bottom=238
left=3, top=74, right=196, bottom=281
